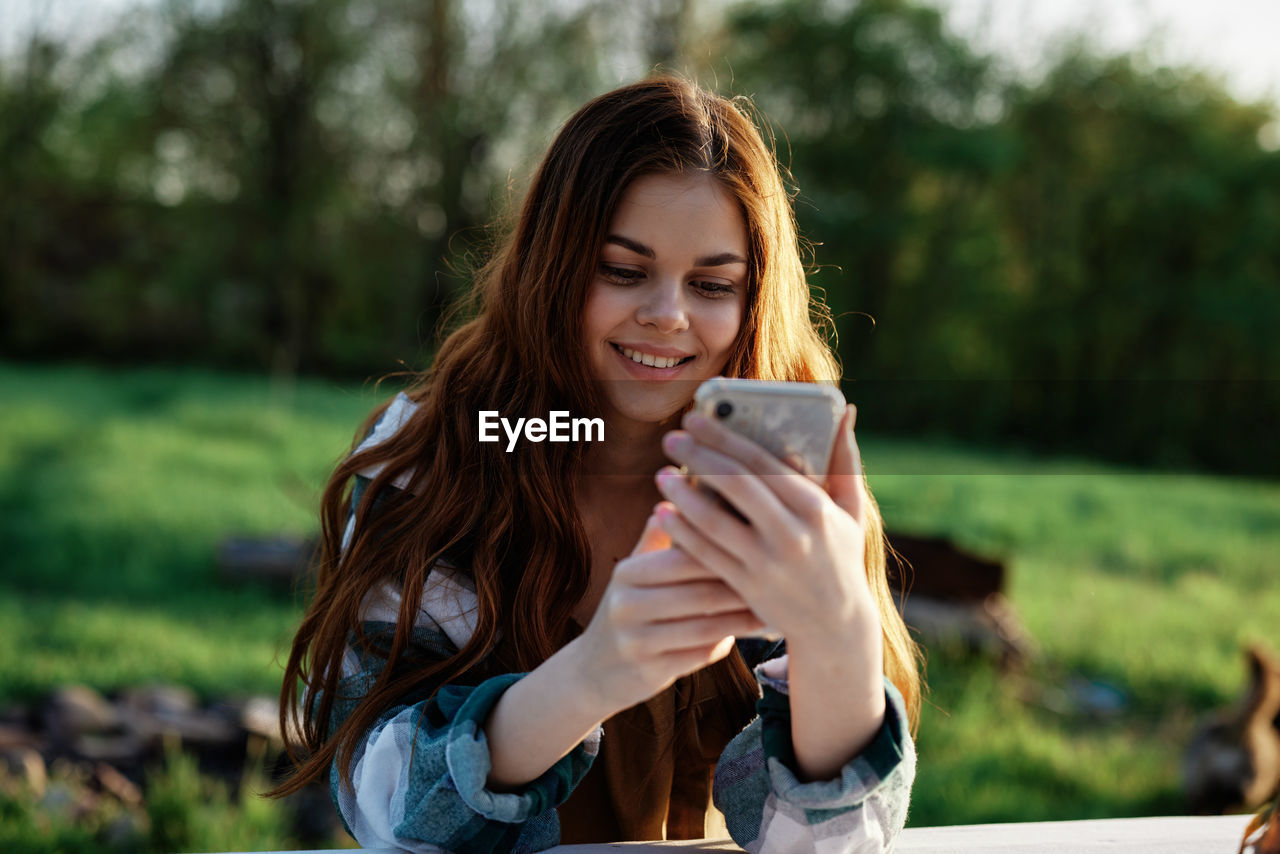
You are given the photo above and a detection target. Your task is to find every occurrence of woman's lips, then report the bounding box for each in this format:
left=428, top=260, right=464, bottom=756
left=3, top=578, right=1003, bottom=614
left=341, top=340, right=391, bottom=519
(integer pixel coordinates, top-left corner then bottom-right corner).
left=610, top=342, right=694, bottom=378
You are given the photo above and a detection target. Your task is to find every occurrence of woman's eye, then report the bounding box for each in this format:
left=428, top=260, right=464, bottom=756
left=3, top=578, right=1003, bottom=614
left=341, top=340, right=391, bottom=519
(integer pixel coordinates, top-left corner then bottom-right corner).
left=600, top=264, right=644, bottom=284
left=694, top=281, right=736, bottom=297
left=599, top=264, right=735, bottom=297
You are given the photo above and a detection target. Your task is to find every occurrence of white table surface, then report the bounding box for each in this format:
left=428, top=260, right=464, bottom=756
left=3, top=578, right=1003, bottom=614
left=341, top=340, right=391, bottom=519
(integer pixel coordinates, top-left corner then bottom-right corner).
left=216, top=813, right=1257, bottom=853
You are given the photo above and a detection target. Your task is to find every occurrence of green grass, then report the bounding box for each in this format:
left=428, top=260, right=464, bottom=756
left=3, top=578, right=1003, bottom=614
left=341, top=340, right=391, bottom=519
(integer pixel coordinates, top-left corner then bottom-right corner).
left=866, top=444, right=1280, bottom=825
left=0, top=362, right=390, bottom=851
left=0, top=362, right=400, bottom=703
left=3, top=360, right=1279, bottom=840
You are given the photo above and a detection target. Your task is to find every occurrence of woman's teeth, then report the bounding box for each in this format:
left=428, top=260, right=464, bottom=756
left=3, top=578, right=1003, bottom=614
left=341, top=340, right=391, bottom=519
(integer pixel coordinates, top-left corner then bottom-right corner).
left=617, top=345, right=689, bottom=369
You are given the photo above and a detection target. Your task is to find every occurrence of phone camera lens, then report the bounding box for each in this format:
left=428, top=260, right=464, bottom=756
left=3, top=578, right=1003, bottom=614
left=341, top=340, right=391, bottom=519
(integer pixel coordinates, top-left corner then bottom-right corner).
left=714, top=401, right=733, bottom=419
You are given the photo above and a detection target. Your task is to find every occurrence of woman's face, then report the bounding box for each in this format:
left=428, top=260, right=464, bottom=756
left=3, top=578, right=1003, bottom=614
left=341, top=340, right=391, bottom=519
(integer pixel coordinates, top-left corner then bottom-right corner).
left=582, top=171, right=748, bottom=429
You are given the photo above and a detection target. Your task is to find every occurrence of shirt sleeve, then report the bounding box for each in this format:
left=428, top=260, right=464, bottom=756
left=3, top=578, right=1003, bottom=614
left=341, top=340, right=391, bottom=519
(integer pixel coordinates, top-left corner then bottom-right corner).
left=326, top=395, right=602, bottom=852
left=712, top=651, right=916, bottom=854
left=328, top=628, right=601, bottom=854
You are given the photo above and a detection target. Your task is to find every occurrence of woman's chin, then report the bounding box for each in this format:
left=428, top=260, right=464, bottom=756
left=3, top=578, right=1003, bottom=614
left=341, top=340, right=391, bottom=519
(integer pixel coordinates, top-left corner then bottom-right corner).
left=607, top=399, right=687, bottom=429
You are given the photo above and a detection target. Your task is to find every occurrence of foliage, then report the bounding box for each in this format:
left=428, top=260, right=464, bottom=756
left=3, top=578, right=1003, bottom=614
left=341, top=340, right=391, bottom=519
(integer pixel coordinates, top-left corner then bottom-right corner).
left=0, top=0, right=636, bottom=377
left=0, top=0, right=1276, bottom=466
left=0, top=745, right=312, bottom=853
left=144, top=744, right=294, bottom=853
left=716, top=0, right=1280, bottom=474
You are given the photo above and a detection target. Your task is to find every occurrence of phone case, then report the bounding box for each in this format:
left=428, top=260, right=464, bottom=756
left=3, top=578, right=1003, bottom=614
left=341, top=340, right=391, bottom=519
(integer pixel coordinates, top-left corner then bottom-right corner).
left=692, top=378, right=846, bottom=484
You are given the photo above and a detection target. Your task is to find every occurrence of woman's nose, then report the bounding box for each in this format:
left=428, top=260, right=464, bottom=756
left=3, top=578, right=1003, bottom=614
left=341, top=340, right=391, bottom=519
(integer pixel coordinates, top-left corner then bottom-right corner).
left=635, top=279, right=689, bottom=332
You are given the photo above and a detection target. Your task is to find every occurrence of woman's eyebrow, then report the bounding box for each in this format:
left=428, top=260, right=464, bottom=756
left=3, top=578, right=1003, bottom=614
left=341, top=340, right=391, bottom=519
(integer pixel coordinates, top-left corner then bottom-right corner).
left=695, top=251, right=749, bottom=267
left=604, top=234, right=747, bottom=267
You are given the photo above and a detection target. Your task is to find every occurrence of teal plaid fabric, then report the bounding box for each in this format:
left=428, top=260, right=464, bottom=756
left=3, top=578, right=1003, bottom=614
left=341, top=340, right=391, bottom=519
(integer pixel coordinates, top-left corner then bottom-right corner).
left=713, top=667, right=915, bottom=853
left=328, top=628, right=598, bottom=853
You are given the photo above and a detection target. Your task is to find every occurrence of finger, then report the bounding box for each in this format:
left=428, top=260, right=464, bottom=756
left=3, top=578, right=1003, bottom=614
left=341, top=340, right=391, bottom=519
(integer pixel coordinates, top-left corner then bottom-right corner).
left=629, top=512, right=673, bottom=557
left=706, top=633, right=738, bottom=663
left=654, top=466, right=764, bottom=562
left=616, top=579, right=751, bottom=624
left=615, top=547, right=720, bottom=587
left=639, top=610, right=766, bottom=653
left=780, top=453, right=808, bottom=474
left=673, top=416, right=831, bottom=523
left=824, top=405, right=865, bottom=526
left=656, top=634, right=740, bottom=677
left=676, top=412, right=794, bottom=478
left=661, top=439, right=792, bottom=541
left=655, top=502, right=750, bottom=591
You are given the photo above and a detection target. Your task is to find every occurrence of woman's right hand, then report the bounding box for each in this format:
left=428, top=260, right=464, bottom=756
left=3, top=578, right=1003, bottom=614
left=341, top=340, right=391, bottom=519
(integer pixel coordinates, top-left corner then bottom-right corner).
left=573, top=512, right=766, bottom=714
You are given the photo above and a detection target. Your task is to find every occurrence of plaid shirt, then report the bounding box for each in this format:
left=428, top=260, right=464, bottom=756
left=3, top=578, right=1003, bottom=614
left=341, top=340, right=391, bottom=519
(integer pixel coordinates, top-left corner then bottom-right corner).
left=325, top=393, right=916, bottom=853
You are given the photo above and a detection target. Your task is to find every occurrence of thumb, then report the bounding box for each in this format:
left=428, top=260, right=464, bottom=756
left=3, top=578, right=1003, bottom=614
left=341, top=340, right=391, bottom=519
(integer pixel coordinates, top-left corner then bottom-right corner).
left=630, top=510, right=673, bottom=557
left=825, top=404, right=865, bottom=526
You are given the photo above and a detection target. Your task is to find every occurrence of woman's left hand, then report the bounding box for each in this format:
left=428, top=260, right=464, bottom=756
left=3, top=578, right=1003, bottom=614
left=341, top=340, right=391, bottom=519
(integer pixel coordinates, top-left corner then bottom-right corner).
left=654, top=404, right=880, bottom=649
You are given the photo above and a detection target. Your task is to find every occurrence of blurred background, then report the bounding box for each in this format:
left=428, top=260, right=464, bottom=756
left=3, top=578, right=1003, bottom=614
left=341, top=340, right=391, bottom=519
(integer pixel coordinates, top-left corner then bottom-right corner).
left=1, top=0, right=1278, bottom=851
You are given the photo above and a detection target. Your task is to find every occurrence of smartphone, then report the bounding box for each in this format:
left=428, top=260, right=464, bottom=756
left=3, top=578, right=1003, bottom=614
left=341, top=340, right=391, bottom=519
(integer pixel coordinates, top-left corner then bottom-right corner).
left=691, top=378, right=846, bottom=486
left=686, top=379, right=847, bottom=642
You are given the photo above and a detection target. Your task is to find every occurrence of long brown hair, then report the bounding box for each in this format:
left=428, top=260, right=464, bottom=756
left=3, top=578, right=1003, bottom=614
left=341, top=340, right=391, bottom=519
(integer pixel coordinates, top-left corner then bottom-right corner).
left=271, top=74, right=921, bottom=798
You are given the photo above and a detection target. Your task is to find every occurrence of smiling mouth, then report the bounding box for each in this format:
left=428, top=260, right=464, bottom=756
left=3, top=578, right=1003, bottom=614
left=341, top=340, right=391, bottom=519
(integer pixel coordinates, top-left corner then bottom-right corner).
left=612, top=343, right=695, bottom=369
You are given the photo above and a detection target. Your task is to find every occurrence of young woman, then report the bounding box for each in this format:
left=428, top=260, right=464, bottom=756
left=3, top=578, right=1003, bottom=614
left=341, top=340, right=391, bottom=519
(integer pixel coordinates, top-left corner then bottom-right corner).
left=273, top=75, right=921, bottom=853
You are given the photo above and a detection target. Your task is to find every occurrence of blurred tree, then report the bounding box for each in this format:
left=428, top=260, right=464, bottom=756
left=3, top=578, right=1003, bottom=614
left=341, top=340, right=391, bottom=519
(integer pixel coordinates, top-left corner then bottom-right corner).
left=151, top=0, right=360, bottom=378
left=345, top=0, right=717, bottom=357
left=400, top=0, right=620, bottom=339
left=997, top=49, right=1280, bottom=468
left=0, top=36, right=68, bottom=355
left=0, top=0, right=694, bottom=377
left=718, top=0, right=1018, bottom=431
left=717, top=0, right=1279, bottom=472
left=2, top=0, right=1275, bottom=472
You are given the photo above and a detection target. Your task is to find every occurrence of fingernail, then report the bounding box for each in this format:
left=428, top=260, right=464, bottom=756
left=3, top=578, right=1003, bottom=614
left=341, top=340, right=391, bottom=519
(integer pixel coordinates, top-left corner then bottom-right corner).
left=663, top=432, right=691, bottom=454
left=847, top=404, right=857, bottom=433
